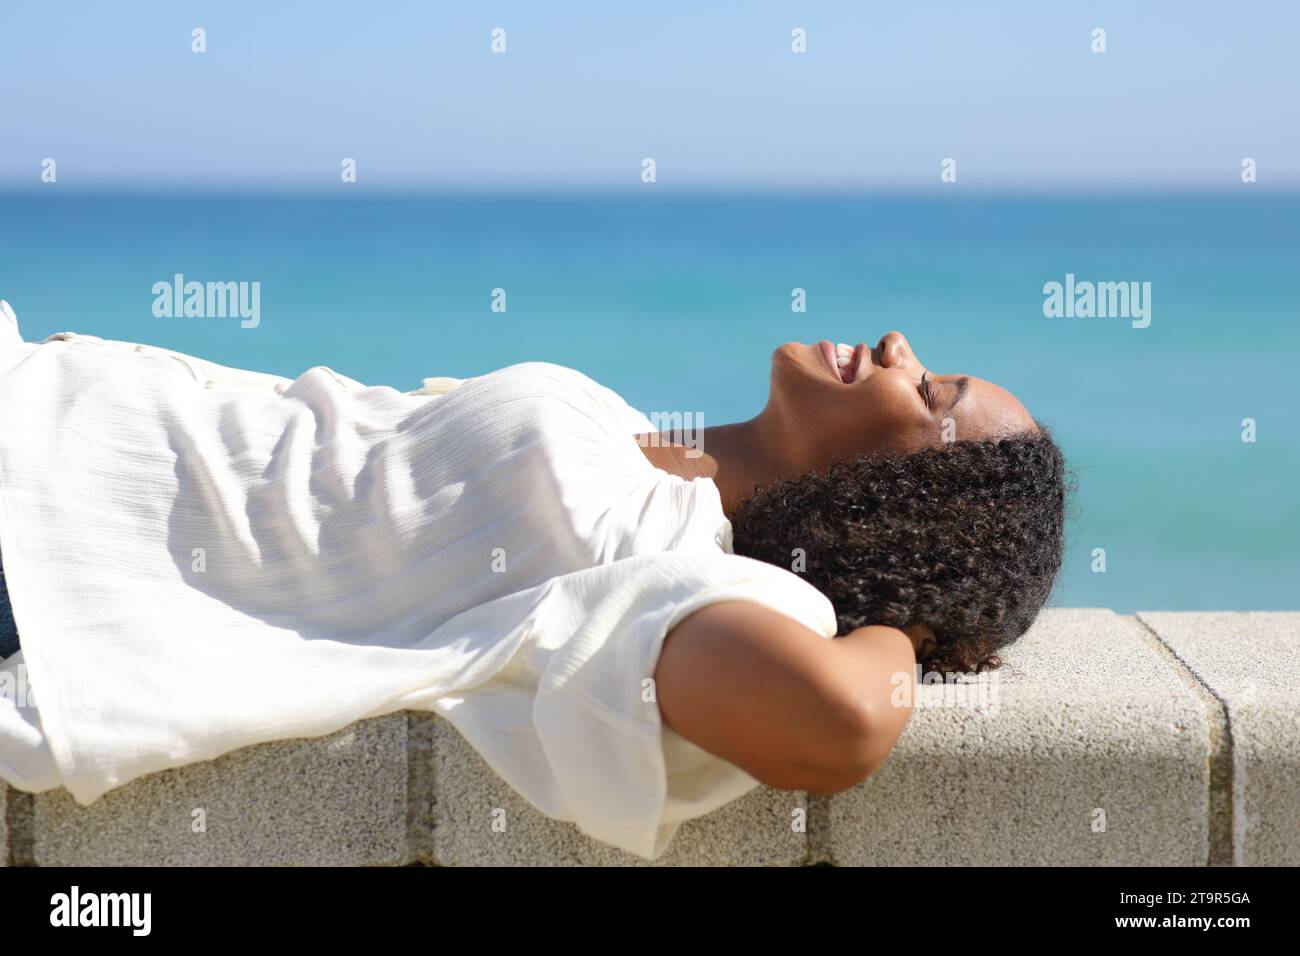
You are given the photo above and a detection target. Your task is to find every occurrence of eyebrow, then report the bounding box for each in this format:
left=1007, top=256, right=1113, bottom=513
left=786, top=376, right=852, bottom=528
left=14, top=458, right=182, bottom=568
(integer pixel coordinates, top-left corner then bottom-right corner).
left=946, top=377, right=970, bottom=414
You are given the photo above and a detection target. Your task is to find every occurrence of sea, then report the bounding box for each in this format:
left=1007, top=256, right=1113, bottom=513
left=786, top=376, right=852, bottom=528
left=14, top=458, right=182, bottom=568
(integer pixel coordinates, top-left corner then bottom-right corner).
left=1, top=192, right=1296, bottom=611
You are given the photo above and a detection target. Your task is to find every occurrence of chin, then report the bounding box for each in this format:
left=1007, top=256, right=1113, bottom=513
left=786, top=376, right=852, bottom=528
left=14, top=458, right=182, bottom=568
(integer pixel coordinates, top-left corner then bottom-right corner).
left=772, top=341, right=811, bottom=369
left=769, top=343, right=832, bottom=410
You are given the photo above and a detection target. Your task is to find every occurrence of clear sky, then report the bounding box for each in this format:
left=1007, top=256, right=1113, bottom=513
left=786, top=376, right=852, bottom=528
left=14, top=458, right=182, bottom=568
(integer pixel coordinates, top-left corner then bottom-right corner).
left=1, top=0, right=1296, bottom=192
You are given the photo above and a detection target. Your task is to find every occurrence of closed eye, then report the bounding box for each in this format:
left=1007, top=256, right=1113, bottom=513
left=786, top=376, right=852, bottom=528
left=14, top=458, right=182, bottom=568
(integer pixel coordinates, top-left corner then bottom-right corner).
left=920, top=371, right=934, bottom=410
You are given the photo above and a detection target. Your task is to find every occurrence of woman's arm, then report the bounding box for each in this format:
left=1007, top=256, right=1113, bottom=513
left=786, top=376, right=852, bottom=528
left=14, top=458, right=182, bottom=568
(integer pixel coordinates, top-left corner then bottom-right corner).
left=654, top=601, right=916, bottom=793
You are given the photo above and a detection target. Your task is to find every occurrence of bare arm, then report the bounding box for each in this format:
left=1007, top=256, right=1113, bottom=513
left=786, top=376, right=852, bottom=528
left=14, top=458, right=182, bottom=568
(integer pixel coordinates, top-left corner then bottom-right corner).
left=654, top=601, right=916, bottom=793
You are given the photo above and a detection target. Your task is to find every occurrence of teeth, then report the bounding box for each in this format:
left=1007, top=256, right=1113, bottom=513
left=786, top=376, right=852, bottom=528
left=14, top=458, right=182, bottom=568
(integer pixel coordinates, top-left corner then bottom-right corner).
left=835, top=343, right=853, bottom=367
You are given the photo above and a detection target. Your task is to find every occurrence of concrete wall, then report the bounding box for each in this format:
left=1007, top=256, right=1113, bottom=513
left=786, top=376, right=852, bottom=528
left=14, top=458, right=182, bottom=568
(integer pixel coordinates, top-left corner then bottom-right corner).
left=3, top=609, right=1296, bottom=866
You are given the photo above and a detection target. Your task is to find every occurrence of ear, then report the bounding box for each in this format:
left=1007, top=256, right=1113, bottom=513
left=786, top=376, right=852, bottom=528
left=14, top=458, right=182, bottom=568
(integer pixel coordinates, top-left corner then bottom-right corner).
left=902, top=623, right=937, bottom=660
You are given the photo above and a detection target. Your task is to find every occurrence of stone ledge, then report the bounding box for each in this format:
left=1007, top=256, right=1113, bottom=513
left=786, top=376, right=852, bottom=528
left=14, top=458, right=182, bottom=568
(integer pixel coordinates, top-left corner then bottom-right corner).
left=828, top=609, right=1209, bottom=865
left=18, top=715, right=410, bottom=866
left=3, top=609, right=1296, bottom=866
left=0, top=779, right=8, bottom=863
left=1137, top=612, right=1300, bottom=866
left=422, top=713, right=809, bottom=866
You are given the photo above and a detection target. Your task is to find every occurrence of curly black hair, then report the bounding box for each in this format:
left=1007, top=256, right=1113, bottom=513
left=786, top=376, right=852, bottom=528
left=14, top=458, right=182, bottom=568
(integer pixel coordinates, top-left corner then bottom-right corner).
left=729, top=427, right=1067, bottom=674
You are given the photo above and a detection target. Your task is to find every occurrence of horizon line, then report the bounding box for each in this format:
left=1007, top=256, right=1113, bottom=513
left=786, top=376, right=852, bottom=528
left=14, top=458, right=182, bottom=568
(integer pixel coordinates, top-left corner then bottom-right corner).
left=3, top=184, right=1298, bottom=200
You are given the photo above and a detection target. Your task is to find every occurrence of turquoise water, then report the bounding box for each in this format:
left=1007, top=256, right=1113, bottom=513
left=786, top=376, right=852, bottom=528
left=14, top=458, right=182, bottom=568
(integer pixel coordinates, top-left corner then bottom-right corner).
left=1, top=193, right=1296, bottom=611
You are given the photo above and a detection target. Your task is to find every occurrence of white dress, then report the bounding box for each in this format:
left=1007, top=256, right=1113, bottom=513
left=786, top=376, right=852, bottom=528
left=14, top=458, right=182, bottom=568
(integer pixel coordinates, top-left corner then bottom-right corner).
left=0, top=301, right=836, bottom=859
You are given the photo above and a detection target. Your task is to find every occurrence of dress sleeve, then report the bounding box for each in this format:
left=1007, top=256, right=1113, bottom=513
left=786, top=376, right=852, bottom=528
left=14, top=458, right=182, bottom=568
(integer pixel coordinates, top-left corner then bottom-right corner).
left=419, top=549, right=837, bottom=860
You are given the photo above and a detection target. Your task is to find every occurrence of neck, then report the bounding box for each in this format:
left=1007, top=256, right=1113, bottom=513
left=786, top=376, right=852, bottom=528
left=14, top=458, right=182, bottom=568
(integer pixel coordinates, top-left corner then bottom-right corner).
left=637, top=412, right=792, bottom=516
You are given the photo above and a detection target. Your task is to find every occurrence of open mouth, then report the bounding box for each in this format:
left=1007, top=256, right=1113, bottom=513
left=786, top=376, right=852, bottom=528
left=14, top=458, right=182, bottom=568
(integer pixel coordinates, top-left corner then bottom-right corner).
left=818, top=340, right=860, bottom=384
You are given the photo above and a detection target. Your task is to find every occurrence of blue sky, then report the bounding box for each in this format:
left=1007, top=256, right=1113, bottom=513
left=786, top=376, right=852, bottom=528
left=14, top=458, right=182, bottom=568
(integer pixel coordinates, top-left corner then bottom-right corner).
left=1, top=1, right=1296, bottom=191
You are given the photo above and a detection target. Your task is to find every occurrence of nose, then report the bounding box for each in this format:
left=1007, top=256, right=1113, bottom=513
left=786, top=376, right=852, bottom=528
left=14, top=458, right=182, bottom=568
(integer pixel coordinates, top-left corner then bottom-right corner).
left=874, top=331, right=914, bottom=370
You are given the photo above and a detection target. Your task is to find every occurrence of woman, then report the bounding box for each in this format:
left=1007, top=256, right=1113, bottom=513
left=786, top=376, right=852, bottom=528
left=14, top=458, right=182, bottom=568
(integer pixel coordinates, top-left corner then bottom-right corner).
left=650, top=335, right=1065, bottom=795
left=0, top=301, right=1065, bottom=859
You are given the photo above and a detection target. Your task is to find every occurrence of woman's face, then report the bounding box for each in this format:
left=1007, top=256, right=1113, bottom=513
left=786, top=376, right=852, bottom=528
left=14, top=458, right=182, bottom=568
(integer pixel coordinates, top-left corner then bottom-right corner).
left=766, top=331, right=1037, bottom=471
